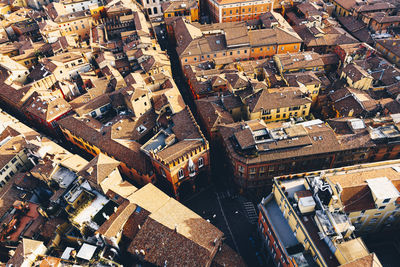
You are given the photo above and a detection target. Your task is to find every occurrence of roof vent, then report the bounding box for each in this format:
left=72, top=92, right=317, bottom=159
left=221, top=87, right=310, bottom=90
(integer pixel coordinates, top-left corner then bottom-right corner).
left=87, top=166, right=94, bottom=175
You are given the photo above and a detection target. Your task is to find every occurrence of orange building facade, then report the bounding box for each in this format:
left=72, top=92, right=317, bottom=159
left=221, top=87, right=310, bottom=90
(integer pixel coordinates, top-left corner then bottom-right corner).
left=207, top=0, right=273, bottom=23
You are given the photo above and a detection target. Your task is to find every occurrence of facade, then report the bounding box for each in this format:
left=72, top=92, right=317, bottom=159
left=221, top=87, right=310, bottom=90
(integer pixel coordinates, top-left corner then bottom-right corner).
left=340, top=63, right=373, bottom=90
left=207, top=0, right=273, bottom=23
left=0, top=135, right=31, bottom=189
left=173, top=15, right=302, bottom=67
left=162, top=0, right=199, bottom=22
left=245, top=88, right=312, bottom=123
left=283, top=72, right=321, bottom=103
left=23, top=95, right=73, bottom=134
left=328, top=87, right=379, bottom=118
left=217, top=119, right=342, bottom=196
left=45, top=2, right=94, bottom=40
left=218, top=114, right=400, bottom=196
left=142, top=0, right=164, bottom=17
left=274, top=52, right=335, bottom=75
left=141, top=107, right=211, bottom=199
left=375, top=39, right=400, bottom=68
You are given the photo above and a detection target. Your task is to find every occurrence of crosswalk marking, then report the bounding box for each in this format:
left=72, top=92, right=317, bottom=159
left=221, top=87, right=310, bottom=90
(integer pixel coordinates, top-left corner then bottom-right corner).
left=242, top=201, right=258, bottom=224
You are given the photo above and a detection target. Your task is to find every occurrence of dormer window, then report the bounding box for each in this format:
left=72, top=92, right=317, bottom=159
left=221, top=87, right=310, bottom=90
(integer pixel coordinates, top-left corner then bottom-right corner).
left=178, top=169, right=184, bottom=179
left=198, top=157, right=204, bottom=168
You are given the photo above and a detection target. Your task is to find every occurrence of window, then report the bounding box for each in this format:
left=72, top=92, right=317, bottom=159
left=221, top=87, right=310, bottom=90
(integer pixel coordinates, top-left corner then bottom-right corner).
left=259, top=166, right=266, bottom=174
left=262, top=109, right=271, bottom=115
left=178, top=169, right=184, bottom=179
left=81, top=24, right=85, bottom=29
left=11, top=158, right=17, bottom=164
left=198, top=157, right=204, bottom=168
left=75, top=26, right=78, bottom=30
left=378, top=206, right=385, bottom=210
left=238, top=165, right=245, bottom=173
left=160, top=168, right=166, bottom=177
left=90, top=111, right=97, bottom=117
left=269, top=165, right=275, bottom=172
left=383, top=198, right=391, bottom=204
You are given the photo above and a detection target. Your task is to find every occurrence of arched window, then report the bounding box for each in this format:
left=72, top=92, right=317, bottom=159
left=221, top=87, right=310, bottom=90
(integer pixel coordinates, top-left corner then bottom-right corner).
left=153, top=7, right=158, bottom=14
left=198, top=157, right=204, bottom=168
left=178, top=169, right=184, bottom=179
left=148, top=8, right=152, bottom=15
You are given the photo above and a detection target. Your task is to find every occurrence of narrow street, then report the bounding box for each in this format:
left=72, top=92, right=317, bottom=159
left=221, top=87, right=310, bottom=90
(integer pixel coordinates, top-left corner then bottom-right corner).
left=156, top=25, right=269, bottom=267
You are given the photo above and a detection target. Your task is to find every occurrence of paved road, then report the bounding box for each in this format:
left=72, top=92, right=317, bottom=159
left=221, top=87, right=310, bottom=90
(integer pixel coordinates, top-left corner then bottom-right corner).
left=184, top=187, right=267, bottom=267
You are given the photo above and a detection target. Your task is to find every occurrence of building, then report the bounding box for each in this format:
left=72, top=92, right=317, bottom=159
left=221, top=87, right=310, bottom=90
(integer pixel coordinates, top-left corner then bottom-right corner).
left=333, top=43, right=376, bottom=65
left=274, top=52, right=338, bottom=75
left=329, top=0, right=357, bottom=17
left=173, top=15, right=302, bottom=66
left=162, top=0, right=199, bottom=22
left=217, top=119, right=343, bottom=196
left=328, top=87, right=379, bottom=118
left=0, top=55, right=29, bottom=84
left=375, top=39, right=400, bottom=68
left=44, top=2, right=94, bottom=40
left=0, top=112, right=35, bottom=188
left=283, top=72, right=322, bottom=103
left=195, top=96, right=235, bottom=139
left=23, top=94, right=73, bottom=134
left=7, top=238, right=47, bottom=266
left=207, top=0, right=273, bottom=23
left=367, top=12, right=400, bottom=34
left=39, top=51, right=92, bottom=80
left=293, top=24, right=359, bottom=54
left=217, top=112, right=400, bottom=196
left=258, top=165, right=386, bottom=266
left=244, top=88, right=312, bottom=123
left=340, top=62, right=374, bottom=90
left=141, top=107, right=211, bottom=199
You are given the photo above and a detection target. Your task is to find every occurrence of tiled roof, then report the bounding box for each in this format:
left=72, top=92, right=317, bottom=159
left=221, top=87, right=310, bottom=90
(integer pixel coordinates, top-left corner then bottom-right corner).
left=246, top=88, right=311, bottom=112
